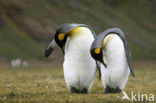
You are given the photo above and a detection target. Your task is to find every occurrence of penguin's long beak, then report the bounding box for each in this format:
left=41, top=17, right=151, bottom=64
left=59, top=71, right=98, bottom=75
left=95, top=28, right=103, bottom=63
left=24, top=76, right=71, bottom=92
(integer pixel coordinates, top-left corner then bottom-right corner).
left=98, top=57, right=107, bottom=68
left=61, top=45, right=65, bottom=54
left=44, top=38, right=56, bottom=58
left=102, top=58, right=107, bottom=68
left=45, top=45, right=53, bottom=58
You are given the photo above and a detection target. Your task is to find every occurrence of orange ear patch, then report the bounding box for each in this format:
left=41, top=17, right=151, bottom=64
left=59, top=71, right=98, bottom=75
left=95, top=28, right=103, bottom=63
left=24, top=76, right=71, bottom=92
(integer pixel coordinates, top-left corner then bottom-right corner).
left=58, top=33, right=65, bottom=41
left=94, top=48, right=101, bottom=54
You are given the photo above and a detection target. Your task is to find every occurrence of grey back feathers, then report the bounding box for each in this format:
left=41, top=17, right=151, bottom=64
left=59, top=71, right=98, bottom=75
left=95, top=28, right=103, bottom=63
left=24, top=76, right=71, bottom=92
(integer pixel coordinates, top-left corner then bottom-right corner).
left=91, top=28, right=135, bottom=77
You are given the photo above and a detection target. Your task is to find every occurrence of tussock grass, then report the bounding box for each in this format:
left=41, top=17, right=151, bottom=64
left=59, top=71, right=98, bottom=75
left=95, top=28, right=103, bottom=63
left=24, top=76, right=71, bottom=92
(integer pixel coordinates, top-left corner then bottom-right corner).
left=0, top=63, right=155, bottom=103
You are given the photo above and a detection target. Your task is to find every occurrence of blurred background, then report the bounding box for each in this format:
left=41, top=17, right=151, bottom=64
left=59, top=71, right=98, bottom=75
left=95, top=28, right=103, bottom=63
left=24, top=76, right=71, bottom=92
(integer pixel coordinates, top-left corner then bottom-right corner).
left=0, top=0, right=156, bottom=64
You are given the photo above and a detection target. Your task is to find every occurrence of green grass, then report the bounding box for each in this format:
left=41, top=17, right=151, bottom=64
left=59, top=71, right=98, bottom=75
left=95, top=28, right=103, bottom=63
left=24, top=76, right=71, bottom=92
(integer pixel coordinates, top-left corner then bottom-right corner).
left=0, top=63, right=155, bottom=103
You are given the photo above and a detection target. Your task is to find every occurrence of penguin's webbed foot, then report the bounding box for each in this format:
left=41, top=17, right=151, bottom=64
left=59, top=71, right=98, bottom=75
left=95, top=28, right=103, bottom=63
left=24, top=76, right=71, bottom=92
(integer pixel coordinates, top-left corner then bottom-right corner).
left=105, top=85, right=111, bottom=94
left=105, top=85, right=121, bottom=94
left=71, top=87, right=88, bottom=94
left=112, top=86, right=121, bottom=93
left=71, top=87, right=80, bottom=93
left=81, top=88, right=88, bottom=94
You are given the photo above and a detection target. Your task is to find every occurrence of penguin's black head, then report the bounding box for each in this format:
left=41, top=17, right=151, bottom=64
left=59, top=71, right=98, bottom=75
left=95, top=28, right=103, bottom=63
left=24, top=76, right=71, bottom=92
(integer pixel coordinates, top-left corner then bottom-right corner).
left=54, top=23, right=90, bottom=53
left=54, top=31, right=68, bottom=53
left=90, top=47, right=107, bottom=67
left=45, top=23, right=94, bottom=56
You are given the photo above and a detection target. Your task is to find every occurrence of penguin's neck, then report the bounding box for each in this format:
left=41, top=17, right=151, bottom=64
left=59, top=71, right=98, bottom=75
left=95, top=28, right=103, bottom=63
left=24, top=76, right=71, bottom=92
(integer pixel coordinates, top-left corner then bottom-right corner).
left=68, top=27, right=89, bottom=37
left=102, top=34, right=118, bottom=48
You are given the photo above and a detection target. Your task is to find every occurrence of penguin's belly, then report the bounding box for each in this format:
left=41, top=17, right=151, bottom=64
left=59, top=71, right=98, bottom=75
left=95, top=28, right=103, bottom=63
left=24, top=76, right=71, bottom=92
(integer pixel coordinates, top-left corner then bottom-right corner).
left=63, top=34, right=96, bottom=90
left=101, top=36, right=130, bottom=89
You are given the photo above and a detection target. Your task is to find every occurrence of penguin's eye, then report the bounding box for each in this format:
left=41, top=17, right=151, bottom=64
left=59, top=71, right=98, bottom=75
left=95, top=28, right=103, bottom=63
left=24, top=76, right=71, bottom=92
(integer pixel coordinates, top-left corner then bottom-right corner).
left=94, top=48, right=101, bottom=54
left=58, top=33, right=65, bottom=41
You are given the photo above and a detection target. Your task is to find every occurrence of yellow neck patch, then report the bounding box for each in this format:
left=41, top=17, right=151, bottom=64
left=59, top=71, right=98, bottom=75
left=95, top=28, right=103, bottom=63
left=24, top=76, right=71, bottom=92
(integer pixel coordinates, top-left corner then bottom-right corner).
left=58, top=33, right=65, bottom=41
left=102, top=34, right=118, bottom=48
left=68, top=27, right=83, bottom=36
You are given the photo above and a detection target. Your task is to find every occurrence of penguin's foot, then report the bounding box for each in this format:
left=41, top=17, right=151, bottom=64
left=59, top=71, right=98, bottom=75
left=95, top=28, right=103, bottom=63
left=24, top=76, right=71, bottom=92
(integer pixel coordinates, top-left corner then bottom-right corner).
left=105, top=85, right=111, bottom=94
left=112, top=86, right=121, bottom=93
left=105, top=85, right=121, bottom=94
left=71, top=87, right=80, bottom=93
left=71, top=87, right=88, bottom=94
left=81, top=88, right=88, bottom=94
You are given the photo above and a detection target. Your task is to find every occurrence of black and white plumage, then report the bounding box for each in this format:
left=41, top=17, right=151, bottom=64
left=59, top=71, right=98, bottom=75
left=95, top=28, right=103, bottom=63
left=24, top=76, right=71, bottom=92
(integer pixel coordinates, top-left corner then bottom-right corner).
left=45, top=23, right=99, bottom=93
left=90, top=28, right=135, bottom=93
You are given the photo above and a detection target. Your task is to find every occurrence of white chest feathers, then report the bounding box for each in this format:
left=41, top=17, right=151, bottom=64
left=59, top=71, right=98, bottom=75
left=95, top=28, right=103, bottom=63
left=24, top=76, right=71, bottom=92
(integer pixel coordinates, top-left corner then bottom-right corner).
left=101, top=34, right=130, bottom=90
left=63, top=27, right=96, bottom=91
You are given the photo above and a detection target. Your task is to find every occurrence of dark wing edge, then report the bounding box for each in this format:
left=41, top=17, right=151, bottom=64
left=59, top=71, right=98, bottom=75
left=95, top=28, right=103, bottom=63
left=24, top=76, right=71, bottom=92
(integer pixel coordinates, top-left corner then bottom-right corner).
left=114, top=28, right=135, bottom=77
left=124, top=40, right=135, bottom=77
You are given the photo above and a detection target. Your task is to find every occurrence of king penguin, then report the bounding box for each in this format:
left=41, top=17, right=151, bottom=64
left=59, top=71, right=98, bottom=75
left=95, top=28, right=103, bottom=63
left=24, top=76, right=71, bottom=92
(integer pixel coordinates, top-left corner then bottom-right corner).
left=45, top=23, right=100, bottom=94
left=90, top=28, right=135, bottom=93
